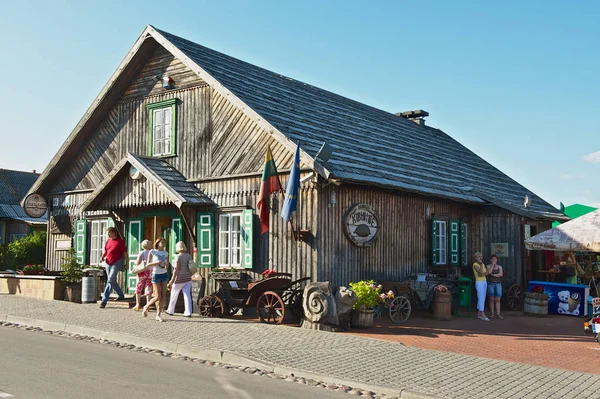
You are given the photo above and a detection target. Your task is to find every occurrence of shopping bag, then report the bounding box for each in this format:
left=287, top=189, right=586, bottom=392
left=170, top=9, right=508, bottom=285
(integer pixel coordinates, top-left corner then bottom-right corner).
left=188, top=259, right=198, bottom=275
left=130, top=261, right=147, bottom=275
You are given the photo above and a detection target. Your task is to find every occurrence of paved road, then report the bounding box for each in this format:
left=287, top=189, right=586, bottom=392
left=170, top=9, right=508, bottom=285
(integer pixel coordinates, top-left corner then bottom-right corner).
left=0, top=327, right=349, bottom=399
left=3, top=295, right=600, bottom=399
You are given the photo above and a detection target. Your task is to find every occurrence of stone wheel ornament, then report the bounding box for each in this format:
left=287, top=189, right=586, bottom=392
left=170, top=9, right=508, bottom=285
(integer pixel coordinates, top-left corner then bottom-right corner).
left=256, top=291, right=285, bottom=324
left=389, top=295, right=412, bottom=324
left=198, top=295, right=224, bottom=317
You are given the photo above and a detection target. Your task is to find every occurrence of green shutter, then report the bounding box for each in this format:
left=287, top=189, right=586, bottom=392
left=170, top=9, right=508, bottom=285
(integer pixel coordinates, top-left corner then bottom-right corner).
left=197, top=212, right=214, bottom=268
left=449, top=220, right=460, bottom=266
left=74, top=219, right=88, bottom=266
left=431, top=217, right=437, bottom=265
left=170, top=217, right=183, bottom=265
left=241, top=209, right=254, bottom=270
left=126, top=218, right=144, bottom=294
left=460, top=222, right=468, bottom=266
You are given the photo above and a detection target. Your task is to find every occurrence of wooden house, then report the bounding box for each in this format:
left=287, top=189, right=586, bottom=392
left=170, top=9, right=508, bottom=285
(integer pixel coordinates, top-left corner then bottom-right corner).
left=0, top=169, right=47, bottom=245
left=24, top=25, right=565, bottom=292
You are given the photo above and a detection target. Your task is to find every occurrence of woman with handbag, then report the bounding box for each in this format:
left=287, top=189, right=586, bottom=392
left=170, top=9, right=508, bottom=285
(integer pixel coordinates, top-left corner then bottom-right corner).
left=132, top=239, right=153, bottom=311
left=166, top=241, right=195, bottom=317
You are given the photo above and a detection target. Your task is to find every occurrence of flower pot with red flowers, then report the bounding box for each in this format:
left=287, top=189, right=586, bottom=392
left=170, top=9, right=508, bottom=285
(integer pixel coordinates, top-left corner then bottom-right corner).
left=433, top=284, right=452, bottom=321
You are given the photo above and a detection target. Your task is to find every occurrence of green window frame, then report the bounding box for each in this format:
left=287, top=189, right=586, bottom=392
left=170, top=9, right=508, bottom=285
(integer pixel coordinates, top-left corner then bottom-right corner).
left=146, top=98, right=178, bottom=157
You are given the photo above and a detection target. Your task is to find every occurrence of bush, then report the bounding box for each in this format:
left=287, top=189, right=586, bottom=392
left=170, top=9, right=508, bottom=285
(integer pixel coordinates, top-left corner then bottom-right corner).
left=0, top=231, right=47, bottom=271
left=60, top=248, right=83, bottom=284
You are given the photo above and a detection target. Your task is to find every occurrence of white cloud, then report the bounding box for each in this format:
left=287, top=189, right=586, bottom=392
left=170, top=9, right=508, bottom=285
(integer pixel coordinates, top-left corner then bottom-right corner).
left=560, top=173, right=585, bottom=181
left=583, top=151, right=600, bottom=163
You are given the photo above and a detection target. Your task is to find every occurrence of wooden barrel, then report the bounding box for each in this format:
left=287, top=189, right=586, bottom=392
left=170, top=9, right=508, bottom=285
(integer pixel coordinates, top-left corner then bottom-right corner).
left=433, top=292, right=452, bottom=321
left=524, top=292, right=548, bottom=317
left=351, top=309, right=375, bottom=328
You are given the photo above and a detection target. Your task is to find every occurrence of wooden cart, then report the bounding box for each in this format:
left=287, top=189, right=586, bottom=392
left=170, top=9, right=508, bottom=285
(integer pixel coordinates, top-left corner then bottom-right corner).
left=198, top=272, right=310, bottom=324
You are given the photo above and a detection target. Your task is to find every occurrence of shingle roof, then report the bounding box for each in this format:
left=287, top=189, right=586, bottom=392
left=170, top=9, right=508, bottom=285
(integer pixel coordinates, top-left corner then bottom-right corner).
left=0, top=169, right=47, bottom=223
left=155, top=27, right=563, bottom=220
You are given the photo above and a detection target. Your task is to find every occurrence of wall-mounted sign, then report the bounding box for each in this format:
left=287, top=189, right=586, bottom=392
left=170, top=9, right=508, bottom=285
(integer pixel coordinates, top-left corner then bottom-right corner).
left=491, top=243, right=509, bottom=258
left=343, top=203, right=380, bottom=247
left=23, top=193, right=48, bottom=218
left=54, top=239, right=72, bottom=251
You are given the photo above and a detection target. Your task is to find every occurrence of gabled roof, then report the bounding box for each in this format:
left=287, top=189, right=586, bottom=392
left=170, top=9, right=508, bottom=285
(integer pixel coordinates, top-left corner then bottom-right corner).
left=81, top=153, right=214, bottom=211
left=27, top=25, right=564, bottom=220
left=0, top=169, right=47, bottom=223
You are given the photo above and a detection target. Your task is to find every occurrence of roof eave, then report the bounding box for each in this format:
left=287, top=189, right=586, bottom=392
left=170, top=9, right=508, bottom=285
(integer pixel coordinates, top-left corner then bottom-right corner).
left=22, top=26, right=157, bottom=205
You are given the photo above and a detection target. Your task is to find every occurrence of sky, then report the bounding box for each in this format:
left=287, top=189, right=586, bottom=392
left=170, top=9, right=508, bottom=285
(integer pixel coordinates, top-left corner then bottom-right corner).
left=1, top=0, right=598, bottom=209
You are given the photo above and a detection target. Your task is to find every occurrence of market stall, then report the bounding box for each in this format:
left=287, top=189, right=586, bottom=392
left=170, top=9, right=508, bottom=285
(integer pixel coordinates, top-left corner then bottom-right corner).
left=524, top=209, right=600, bottom=316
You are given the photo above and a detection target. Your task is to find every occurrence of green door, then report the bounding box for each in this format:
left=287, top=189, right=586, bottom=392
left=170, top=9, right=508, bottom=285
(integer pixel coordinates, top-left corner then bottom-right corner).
left=126, top=218, right=144, bottom=294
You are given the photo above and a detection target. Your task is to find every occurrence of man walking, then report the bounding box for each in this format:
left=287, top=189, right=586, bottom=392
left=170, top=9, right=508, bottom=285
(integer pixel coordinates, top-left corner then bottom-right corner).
left=99, top=227, right=128, bottom=308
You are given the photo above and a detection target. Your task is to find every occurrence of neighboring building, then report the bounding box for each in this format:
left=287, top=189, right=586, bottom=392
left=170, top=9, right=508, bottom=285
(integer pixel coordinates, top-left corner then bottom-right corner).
left=24, top=25, right=565, bottom=293
left=552, top=203, right=597, bottom=228
left=0, top=169, right=47, bottom=243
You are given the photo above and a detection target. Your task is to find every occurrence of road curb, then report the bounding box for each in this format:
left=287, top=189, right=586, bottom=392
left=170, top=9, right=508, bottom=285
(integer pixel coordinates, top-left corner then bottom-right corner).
left=0, top=314, right=443, bottom=399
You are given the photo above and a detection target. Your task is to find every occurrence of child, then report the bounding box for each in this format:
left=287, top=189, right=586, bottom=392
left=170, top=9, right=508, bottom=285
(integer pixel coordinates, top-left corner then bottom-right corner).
left=132, top=240, right=153, bottom=311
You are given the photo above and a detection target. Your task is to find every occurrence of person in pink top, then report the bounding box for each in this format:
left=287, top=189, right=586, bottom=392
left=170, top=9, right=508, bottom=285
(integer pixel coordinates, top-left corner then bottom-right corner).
left=132, top=239, right=153, bottom=311
left=99, top=227, right=128, bottom=308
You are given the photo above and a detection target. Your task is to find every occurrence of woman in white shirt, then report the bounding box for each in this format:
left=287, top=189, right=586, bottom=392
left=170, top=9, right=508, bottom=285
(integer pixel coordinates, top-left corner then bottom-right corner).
left=142, top=237, right=169, bottom=322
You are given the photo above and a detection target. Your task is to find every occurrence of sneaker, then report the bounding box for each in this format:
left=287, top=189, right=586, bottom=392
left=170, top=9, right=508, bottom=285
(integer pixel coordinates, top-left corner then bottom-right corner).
left=478, top=315, right=490, bottom=321
left=99, top=302, right=106, bottom=309
left=132, top=305, right=140, bottom=311
left=155, top=314, right=164, bottom=322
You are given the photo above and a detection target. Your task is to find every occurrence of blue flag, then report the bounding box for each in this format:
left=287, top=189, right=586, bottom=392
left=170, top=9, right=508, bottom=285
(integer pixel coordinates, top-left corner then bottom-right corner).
left=281, top=145, right=300, bottom=222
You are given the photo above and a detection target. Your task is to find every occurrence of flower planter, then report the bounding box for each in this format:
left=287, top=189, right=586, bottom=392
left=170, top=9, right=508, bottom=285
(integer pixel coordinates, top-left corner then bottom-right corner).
left=65, top=283, right=82, bottom=303
left=433, top=291, right=452, bottom=321
left=351, top=309, right=375, bottom=328
left=18, top=270, right=45, bottom=276
left=210, top=271, right=243, bottom=281
left=524, top=292, right=548, bottom=317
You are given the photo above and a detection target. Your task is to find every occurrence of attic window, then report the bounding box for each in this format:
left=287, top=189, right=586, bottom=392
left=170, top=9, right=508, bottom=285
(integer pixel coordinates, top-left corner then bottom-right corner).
left=146, top=98, right=178, bottom=157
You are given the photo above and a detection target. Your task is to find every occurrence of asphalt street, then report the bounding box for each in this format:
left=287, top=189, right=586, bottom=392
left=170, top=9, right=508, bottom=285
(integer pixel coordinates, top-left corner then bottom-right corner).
left=0, top=327, right=349, bottom=399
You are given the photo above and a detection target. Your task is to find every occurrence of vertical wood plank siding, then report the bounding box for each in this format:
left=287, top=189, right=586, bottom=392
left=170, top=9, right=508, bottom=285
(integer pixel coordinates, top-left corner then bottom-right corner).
left=198, top=174, right=317, bottom=280
left=316, top=184, right=531, bottom=287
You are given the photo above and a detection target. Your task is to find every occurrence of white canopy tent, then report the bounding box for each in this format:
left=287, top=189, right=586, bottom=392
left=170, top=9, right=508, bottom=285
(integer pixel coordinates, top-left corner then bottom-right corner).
left=525, top=209, right=600, bottom=252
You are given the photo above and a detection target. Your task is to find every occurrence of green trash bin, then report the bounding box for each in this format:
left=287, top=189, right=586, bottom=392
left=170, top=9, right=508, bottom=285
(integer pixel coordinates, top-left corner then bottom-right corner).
left=456, top=277, right=472, bottom=318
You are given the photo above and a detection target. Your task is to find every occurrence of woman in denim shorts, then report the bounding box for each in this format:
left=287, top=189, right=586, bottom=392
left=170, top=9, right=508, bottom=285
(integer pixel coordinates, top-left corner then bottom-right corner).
left=487, top=254, right=504, bottom=319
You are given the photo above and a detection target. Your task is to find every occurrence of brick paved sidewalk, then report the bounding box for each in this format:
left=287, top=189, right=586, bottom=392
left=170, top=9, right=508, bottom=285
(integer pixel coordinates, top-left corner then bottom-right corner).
left=1, top=295, right=600, bottom=399
left=349, top=310, right=600, bottom=374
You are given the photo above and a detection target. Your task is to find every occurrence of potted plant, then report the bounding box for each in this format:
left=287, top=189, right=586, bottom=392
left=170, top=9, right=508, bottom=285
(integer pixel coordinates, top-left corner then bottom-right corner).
left=348, top=280, right=393, bottom=328
left=432, top=284, right=452, bottom=321
left=60, top=249, right=83, bottom=303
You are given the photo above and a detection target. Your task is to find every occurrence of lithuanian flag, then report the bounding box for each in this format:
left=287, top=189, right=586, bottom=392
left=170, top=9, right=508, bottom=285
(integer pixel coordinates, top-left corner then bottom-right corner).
left=257, top=146, right=283, bottom=233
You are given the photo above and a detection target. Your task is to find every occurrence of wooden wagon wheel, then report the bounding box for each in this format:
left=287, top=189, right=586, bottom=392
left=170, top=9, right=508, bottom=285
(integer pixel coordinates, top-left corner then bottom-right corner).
left=389, top=295, right=411, bottom=324
left=198, top=295, right=224, bottom=317
left=505, top=284, right=524, bottom=311
left=257, top=291, right=285, bottom=324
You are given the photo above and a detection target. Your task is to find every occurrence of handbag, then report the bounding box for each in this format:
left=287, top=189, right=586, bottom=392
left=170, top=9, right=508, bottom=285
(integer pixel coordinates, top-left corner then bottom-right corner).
left=188, top=259, right=198, bottom=275
left=130, top=261, right=147, bottom=275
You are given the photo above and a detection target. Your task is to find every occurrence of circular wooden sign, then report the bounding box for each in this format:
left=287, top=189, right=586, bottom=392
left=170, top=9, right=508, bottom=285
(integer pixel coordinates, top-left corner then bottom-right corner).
left=23, top=193, right=48, bottom=218
left=343, top=203, right=380, bottom=247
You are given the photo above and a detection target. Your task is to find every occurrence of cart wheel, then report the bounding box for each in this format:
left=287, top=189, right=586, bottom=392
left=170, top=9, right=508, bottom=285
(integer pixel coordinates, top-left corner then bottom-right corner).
left=506, top=284, right=524, bottom=311
left=389, top=295, right=411, bottom=324
left=257, top=291, right=285, bottom=324
left=198, top=295, right=224, bottom=317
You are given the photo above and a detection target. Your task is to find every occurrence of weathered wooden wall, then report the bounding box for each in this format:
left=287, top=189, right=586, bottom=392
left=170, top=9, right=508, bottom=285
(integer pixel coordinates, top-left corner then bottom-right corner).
left=316, top=183, right=533, bottom=287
